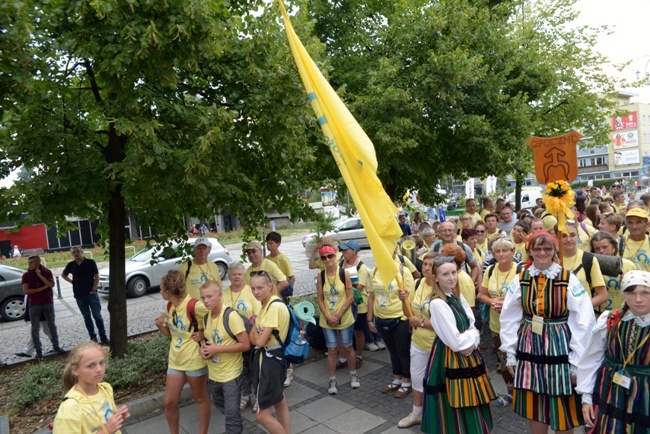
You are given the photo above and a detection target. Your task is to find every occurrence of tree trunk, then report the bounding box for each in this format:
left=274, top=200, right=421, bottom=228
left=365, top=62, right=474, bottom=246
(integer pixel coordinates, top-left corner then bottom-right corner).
left=515, top=171, right=523, bottom=211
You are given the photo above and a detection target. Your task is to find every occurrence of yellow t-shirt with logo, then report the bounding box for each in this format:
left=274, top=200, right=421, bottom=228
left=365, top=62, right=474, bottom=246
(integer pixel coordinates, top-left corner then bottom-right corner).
left=166, top=295, right=209, bottom=371
left=244, top=259, right=287, bottom=285
left=266, top=252, right=294, bottom=278
left=600, top=258, right=636, bottom=312
left=178, top=261, right=222, bottom=300
left=222, top=285, right=261, bottom=319
left=514, top=242, right=528, bottom=263
left=409, top=279, right=437, bottom=351
left=458, top=270, right=476, bottom=308
left=370, top=265, right=415, bottom=320
left=319, top=267, right=354, bottom=330
left=204, top=308, right=246, bottom=382
left=623, top=237, right=650, bottom=272
left=563, top=250, right=606, bottom=295
left=53, top=383, right=120, bottom=434
left=481, top=264, right=518, bottom=333
left=341, top=261, right=370, bottom=314
left=256, top=296, right=290, bottom=348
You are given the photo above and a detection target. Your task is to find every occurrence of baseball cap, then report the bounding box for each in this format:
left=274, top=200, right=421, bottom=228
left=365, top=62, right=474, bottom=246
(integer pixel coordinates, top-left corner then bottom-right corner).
left=626, top=208, right=649, bottom=220
left=244, top=241, right=262, bottom=251
left=621, top=270, right=650, bottom=292
left=194, top=238, right=212, bottom=248
left=339, top=240, right=360, bottom=251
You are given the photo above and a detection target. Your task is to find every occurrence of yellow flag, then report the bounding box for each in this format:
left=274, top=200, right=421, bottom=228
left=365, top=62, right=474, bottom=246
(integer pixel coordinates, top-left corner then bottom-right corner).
left=277, top=0, right=403, bottom=285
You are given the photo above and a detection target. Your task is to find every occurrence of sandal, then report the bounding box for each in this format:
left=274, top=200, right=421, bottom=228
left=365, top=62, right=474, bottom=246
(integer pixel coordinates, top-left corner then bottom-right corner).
left=394, top=385, right=412, bottom=398
left=495, top=394, right=512, bottom=407
left=381, top=382, right=401, bottom=394
left=240, top=397, right=250, bottom=411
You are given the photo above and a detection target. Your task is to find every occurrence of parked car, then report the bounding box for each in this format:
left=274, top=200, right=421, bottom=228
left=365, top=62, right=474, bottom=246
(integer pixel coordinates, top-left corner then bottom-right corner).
left=0, top=264, right=27, bottom=321
left=302, top=217, right=369, bottom=258
left=506, top=189, right=543, bottom=210
left=97, top=237, right=232, bottom=298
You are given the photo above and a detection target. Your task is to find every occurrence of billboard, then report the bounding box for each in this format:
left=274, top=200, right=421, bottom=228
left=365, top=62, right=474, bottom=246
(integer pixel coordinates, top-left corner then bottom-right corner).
left=613, top=149, right=640, bottom=167
left=611, top=112, right=637, bottom=131
left=611, top=130, right=639, bottom=149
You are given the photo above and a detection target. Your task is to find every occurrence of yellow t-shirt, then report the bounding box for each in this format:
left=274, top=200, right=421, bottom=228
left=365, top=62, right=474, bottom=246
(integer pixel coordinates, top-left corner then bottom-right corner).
left=477, top=240, right=488, bottom=255
left=600, top=258, right=636, bottom=312
left=479, top=209, right=491, bottom=221
left=458, top=270, right=476, bottom=308
left=514, top=242, right=528, bottom=263
left=481, top=264, right=518, bottom=333
left=204, top=308, right=246, bottom=382
left=577, top=222, right=597, bottom=252
left=370, top=265, right=415, bottom=320
left=166, top=295, right=210, bottom=371
left=256, top=296, right=290, bottom=348
left=178, top=261, right=222, bottom=300
left=473, top=248, right=486, bottom=266
left=457, top=212, right=481, bottom=229
left=244, top=259, right=287, bottom=285
left=623, top=237, right=650, bottom=272
left=341, top=261, right=370, bottom=314
left=409, top=279, right=437, bottom=351
left=53, top=383, right=120, bottom=434
left=318, top=267, right=354, bottom=330
left=222, top=285, right=261, bottom=319
left=563, top=250, right=606, bottom=294
left=266, top=252, right=294, bottom=278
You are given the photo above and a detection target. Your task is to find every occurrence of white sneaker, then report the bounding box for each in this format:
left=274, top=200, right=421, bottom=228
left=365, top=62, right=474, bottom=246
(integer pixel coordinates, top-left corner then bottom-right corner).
left=328, top=379, right=338, bottom=395
left=365, top=343, right=380, bottom=352
left=398, top=412, right=422, bottom=428
left=376, top=340, right=386, bottom=350
left=350, top=373, right=361, bottom=389
left=284, top=375, right=293, bottom=387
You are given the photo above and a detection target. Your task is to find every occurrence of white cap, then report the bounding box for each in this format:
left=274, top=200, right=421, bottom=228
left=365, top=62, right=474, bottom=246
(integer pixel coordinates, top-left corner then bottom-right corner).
left=194, top=238, right=212, bottom=248
left=621, top=270, right=650, bottom=292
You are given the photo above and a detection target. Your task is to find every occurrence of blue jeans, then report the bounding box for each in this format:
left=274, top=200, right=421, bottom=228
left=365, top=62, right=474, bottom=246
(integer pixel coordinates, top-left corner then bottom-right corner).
left=76, top=293, right=107, bottom=339
left=29, top=303, right=60, bottom=353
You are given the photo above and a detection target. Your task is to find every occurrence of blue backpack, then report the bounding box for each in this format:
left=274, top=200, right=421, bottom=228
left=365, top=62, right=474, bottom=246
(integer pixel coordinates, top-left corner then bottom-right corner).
left=270, top=299, right=309, bottom=364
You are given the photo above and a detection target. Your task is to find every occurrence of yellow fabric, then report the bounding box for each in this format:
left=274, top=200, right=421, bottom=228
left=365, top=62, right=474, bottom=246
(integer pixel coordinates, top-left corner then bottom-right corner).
left=577, top=222, right=597, bottom=252
left=370, top=264, right=414, bottom=320
left=342, top=262, right=370, bottom=314
left=166, top=295, right=209, bottom=371
left=222, top=285, right=261, bottom=319
left=53, top=383, right=120, bottom=434
left=477, top=239, right=488, bottom=254
left=458, top=270, right=476, bottom=308
left=257, top=295, right=290, bottom=347
left=319, top=267, right=354, bottom=330
left=479, top=209, right=491, bottom=221
left=204, top=308, right=246, bottom=382
left=481, top=264, right=517, bottom=333
left=600, top=259, right=636, bottom=312
left=409, top=279, right=437, bottom=351
left=244, top=259, right=287, bottom=285
left=178, top=261, right=222, bottom=300
left=266, top=252, right=294, bottom=278
left=562, top=249, right=606, bottom=292
left=514, top=242, right=528, bottom=263
left=401, top=255, right=417, bottom=273
left=623, top=237, right=650, bottom=272
left=456, top=212, right=481, bottom=229
left=278, top=0, right=403, bottom=286
left=473, top=248, right=486, bottom=266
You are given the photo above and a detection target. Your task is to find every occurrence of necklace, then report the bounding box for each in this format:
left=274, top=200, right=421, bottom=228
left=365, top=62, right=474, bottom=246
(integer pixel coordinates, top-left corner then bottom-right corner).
left=75, top=384, right=110, bottom=434
left=326, top=270, right=337, bottom=294
left=495, top=265, right=514, bottom=297
left=626, top=237, right=648, bottom=261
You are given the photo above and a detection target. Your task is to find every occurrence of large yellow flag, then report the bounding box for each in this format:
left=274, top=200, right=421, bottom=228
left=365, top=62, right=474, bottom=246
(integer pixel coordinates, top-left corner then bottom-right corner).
left=277, top=0, right=403, bottom=285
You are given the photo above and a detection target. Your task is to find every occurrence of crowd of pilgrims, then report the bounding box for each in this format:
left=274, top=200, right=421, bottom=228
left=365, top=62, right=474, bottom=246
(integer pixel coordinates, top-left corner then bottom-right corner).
left=51, top=184, right=650, bottom=434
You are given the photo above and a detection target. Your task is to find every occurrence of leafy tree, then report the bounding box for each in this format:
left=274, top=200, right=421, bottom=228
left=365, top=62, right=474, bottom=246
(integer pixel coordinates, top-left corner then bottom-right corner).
left=308, top=0, right=619, bottom=205
left=0, top=0, right=322, bottom=356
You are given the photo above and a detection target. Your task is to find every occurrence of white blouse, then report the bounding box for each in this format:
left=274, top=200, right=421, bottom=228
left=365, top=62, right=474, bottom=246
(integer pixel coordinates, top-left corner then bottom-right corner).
left=429, top=293, right=481, bottom=352
left=576, top=310, right=650, bottom=404
left=499, top=263, right=596, bottom=367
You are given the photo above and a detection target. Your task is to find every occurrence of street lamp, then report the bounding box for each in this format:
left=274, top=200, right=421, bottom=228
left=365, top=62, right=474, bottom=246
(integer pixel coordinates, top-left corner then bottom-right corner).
left=635, top=55, right=650, bottom=81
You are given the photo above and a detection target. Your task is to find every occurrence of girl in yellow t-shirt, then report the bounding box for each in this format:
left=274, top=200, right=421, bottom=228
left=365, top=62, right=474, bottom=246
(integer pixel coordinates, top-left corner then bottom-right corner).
left=316, top=245, right=358, bottom=395
left=249, top=271, right=291, bottom=434
left=53, top=341, right=130, bottom=434
left=154, top=270, right=210, bottom=434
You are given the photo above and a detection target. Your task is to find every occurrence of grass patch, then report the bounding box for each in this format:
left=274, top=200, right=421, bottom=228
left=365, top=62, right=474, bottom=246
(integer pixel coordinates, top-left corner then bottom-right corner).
left=216, top=222, right=317, bottom=245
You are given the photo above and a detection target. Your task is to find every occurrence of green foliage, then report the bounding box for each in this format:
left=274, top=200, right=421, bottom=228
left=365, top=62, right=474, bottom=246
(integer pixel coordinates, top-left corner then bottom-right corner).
left=14, top=362, right=64, bottom=408
left=311, top=212, right=336, bottom=242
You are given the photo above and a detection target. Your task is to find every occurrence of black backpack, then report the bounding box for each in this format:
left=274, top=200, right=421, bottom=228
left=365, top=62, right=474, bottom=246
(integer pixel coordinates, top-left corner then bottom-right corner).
left=571, top=251, right=594, bottom=288
left=487, top=261, right=524, bottom=279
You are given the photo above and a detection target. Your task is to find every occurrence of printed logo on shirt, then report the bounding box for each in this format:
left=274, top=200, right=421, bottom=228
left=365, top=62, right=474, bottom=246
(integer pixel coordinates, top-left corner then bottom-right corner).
left=236, top=300, right=247, bottom=312
left=637, top=251, right=650, bottom=265
left=607, top=277, right=620, bottom=291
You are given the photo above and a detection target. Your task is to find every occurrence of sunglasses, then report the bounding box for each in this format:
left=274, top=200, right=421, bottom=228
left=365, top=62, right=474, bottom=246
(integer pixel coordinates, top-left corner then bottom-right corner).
left=250, top=270, right=271, bottom=280
left=434, top=256, right=456, bottom=266
left=171, top=309, right=178, bottom=327
left=320, top=254, right=336, bottom=261
left=475, top=230, right=486, bottom=233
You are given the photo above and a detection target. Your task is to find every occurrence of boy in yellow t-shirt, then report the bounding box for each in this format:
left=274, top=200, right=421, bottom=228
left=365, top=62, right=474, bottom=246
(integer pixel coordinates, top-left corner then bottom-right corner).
left=199, top=281, right=250, bottom=434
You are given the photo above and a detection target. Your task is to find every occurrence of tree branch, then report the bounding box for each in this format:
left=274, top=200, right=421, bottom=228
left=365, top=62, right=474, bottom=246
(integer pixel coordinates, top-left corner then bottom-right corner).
left=83, top=59, right=103, bottom=103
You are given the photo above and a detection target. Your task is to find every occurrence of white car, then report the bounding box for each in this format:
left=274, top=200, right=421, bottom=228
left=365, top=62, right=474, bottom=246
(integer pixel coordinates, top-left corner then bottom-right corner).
left=97, top=237, right=232, bottom=298
left=302, top=217, right=369, bottom=257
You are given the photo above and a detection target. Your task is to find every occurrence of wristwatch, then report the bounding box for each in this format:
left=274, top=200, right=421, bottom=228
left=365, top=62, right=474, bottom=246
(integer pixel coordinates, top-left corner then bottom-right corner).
left=420, top=319, right=425, bottom=328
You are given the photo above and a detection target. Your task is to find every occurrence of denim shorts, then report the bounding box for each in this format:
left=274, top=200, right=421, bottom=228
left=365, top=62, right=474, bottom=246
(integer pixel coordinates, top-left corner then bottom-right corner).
left=167, top=366, right=209, bottom=377
left=322, top=324, right=354, bottom=348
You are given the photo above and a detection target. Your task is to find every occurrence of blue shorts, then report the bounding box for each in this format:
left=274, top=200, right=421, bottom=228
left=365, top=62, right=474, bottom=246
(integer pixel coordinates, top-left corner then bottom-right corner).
left=167, top=367, right=209, bottom=377
left=322, top=324, right=354, bottom=348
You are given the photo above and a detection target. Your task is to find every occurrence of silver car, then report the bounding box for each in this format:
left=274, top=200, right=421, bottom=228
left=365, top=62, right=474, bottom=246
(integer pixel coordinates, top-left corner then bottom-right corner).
left=0, top=264, right=27, bottom=321
left=97, top=237, right=232, bottom=298
left=302, top=217, right=368, bottom=257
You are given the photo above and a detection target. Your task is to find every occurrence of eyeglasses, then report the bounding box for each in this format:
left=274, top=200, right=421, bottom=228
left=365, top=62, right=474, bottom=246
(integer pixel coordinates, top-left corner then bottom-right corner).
left=320, top=254, right=336, bottom=261
left=531, top=247, right=554, bottom=254
left=434, top=256, right=456, bottom=266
